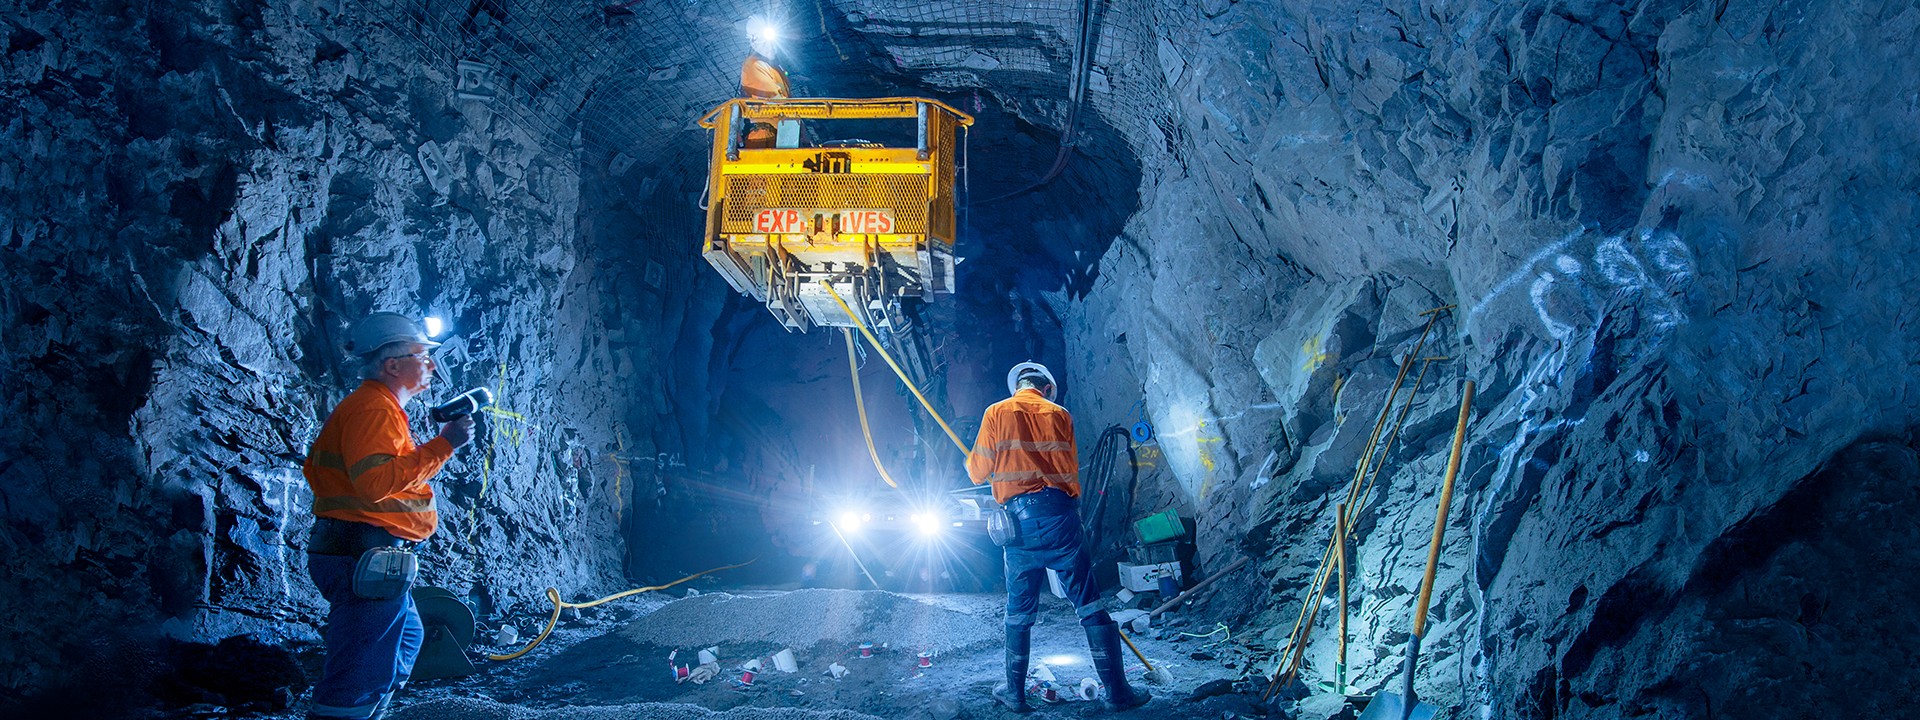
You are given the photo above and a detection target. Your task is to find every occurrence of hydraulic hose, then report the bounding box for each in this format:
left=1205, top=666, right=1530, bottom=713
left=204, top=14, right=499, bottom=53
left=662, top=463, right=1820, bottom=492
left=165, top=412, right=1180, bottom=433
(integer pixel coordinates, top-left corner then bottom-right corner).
left=820, top=281, right=971, bottom=458
left=844, top=328, right=901, bottom=488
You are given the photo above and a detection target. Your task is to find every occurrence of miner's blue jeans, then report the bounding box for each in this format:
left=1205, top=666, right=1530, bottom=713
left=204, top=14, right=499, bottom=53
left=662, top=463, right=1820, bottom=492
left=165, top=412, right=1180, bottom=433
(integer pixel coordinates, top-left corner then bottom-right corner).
left=306, top=553, right=422, bottom=720
left=1002, top=489, right=1110, bottom=628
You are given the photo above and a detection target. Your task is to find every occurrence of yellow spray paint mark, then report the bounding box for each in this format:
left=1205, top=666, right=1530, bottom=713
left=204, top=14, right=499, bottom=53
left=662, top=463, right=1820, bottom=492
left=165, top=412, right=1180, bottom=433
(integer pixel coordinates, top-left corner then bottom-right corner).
left=1196, top=420, right=1222, bottom=500
left=466, top=362, right=530, bottom=544
left=1301, top=334, right=1332, bottom=373
left=608, top=433, right=630, bottom=523
left=481, top=406, right=527, bottom=421
left=1134, top=443, right=1162, bottom=471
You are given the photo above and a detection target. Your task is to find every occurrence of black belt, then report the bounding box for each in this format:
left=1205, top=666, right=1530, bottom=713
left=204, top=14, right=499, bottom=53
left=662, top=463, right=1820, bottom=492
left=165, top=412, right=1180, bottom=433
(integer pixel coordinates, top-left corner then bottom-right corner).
left=1005, top=488, right=1075, bottom=520
left=308, top=517, right=409, bottom=557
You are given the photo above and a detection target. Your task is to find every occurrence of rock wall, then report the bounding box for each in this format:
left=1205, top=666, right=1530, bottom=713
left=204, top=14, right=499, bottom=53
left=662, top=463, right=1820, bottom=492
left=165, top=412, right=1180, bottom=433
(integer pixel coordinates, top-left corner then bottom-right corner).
left=0, top=0, right=630, bottom=709
left=6, top=0, right=1918, bottom=716
left=1052, top=0, right=1920, bottom=717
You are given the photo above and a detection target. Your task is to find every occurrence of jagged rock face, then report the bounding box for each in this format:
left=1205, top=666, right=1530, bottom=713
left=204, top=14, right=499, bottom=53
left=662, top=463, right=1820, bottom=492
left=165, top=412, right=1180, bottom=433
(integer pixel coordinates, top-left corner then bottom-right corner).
left=4, top=0, right=1919, bottom=717
left=1052, top=0, right=1920, bottom=718
left=1, top=0, right=626, bottom=709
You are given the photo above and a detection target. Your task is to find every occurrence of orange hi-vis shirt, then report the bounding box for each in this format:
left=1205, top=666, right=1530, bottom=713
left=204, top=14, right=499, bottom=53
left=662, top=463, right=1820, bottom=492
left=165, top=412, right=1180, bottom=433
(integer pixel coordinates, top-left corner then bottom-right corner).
left=968, top=388, right=1082, bottom=504
left=302, top=381, right=452, bottom=542
left=741, top=54, right=790, bottom=99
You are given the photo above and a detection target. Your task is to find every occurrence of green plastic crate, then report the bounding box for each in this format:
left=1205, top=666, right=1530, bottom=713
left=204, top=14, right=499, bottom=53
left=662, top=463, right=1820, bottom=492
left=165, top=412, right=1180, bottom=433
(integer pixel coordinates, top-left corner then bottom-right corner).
left=1134, top=510, right=1185, bottom=544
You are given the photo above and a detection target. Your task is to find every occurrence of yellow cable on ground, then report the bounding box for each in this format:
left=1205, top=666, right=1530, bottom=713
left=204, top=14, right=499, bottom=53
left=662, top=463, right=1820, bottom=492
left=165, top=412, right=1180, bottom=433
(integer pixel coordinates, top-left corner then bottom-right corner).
left=819, top=281, right=971, bottom=458
left=489, top=560, right=755, bottom=661
left=844, top=328, right=900, bottom=488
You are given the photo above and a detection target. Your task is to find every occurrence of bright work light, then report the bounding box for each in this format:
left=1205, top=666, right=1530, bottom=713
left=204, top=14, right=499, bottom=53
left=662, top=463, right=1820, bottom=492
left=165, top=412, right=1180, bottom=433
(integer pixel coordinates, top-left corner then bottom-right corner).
left=910, top=509, right=945, bottom=537
left=837, top=511, right=862, bottom=528
left=748, top=17, right=780, bottom=48
left=423, top=316, right=446, bottom=338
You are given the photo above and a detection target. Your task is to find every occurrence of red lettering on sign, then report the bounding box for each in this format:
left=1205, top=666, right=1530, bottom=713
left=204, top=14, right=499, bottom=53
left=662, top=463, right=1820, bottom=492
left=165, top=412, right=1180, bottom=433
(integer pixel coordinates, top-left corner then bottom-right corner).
left=754, top=209, right=806, bottom=234
left=840, top=210, right=894, bottom=234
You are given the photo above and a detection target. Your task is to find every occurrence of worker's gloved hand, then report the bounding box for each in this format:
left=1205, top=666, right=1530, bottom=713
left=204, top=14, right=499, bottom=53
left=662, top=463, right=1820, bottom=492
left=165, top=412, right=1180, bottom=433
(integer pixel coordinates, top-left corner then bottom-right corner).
left=439, top=415, right=475, bottom=449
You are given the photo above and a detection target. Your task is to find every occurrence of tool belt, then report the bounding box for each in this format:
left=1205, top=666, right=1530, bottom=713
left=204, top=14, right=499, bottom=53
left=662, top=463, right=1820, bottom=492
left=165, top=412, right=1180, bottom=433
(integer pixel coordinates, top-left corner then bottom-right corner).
left=310, top=518, right=418, bottom=600
left=1005, top=487, right=1074, bottom=520
left=989, top=488, right=1075, bottom=547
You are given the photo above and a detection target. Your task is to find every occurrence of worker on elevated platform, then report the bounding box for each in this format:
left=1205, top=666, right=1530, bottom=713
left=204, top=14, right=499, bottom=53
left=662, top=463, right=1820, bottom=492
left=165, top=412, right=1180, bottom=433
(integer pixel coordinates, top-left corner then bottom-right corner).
left=970, top=362, right=1151, bottom=713
left=740, top=17, right=791, bottom=149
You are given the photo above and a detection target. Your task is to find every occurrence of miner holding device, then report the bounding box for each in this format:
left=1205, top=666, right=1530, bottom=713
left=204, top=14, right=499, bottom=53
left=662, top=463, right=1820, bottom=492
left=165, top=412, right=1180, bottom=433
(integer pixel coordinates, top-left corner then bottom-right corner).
left=301, top=312, right=476, bottom=720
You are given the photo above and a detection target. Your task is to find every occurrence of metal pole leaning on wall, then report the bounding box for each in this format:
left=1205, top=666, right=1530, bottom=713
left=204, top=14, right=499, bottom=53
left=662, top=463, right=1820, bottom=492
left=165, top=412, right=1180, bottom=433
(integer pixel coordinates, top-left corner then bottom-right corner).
left=1265, top=306, right=1453, bottom=701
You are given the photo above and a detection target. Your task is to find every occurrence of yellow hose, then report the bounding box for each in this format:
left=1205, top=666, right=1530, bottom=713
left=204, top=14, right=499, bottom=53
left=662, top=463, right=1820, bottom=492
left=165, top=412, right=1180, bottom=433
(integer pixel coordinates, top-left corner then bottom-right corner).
left=488, top=560, right=754, bottom=661
left=844, top=328, right=900, bottom=488
left=819, top=281, right=971, bottom=458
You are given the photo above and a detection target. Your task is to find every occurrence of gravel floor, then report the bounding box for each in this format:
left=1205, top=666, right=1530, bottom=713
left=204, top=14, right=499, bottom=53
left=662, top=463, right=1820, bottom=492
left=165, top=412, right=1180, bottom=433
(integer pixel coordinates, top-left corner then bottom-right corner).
left=365, top=588, right=1275, bottom=720
left=619, top=589, right=1000, bottom=654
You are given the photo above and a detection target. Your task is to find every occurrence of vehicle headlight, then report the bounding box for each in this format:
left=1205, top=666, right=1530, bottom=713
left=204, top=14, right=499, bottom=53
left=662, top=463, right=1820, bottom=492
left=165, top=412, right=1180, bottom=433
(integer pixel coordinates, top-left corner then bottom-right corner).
left=911, top=509, right=945, bottom=537
left=837, top=510, right=865, bottom=530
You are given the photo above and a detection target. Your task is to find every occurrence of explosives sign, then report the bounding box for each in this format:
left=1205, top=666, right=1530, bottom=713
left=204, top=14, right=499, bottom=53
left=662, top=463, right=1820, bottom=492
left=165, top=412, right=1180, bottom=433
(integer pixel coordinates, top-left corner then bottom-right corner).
left=752, top=209, right=896, bottom=235
left=755, top=209, right=805, bottom=233
left=838, top=209, right=894, bottom=234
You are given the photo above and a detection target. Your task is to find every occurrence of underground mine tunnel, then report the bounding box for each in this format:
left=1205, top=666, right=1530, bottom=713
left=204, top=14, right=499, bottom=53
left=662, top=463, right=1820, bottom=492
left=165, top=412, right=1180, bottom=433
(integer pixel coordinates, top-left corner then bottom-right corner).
left=4, top=0, right=1919, bottom=718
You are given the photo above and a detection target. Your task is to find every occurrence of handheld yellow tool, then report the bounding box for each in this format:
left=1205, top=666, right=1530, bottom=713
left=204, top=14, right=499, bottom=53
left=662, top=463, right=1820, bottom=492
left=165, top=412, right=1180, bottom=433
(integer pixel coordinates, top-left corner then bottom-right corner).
left=1358, top=380, right=1475, bottom=720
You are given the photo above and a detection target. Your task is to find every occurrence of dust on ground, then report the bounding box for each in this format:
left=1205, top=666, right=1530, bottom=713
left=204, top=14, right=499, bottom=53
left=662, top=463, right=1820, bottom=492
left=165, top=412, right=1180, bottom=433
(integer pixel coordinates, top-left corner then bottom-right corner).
left=388, top=589, right=1290, bottom=720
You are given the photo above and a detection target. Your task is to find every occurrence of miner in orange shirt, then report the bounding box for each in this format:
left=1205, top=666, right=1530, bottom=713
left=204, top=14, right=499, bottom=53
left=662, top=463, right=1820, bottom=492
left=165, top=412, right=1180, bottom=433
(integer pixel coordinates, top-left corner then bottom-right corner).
left=302, top=313, right=473, bottom=720
left=740, top=20, right=792, bottom=149
left=970, top=362, right=1149, bottom=713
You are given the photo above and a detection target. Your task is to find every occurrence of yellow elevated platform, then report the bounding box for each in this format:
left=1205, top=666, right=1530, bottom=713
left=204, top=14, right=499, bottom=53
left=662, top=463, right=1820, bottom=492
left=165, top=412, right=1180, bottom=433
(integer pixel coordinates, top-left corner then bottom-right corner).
left=697, top=97, right=974, bottom=331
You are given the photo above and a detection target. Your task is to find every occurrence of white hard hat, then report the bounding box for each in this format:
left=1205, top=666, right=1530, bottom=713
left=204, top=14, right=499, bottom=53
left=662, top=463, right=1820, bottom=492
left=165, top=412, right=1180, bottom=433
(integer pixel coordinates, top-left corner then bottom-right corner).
left=347, top=312, right=440, bottom=357
left=1006, top=361, right=1057, bottom=401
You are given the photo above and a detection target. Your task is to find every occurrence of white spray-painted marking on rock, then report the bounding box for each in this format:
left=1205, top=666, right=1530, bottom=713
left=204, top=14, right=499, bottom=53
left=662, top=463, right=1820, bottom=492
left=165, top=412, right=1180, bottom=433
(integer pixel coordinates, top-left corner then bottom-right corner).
left=1472, top=228, right=1696, bottom=346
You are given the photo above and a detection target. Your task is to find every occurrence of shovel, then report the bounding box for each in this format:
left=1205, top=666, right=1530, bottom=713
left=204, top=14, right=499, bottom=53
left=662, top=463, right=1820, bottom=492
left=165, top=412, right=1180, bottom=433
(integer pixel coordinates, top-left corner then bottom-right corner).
left=1117, top=627, right=1175, bottom=685
left=1359, top=380, right=1474, bottom=720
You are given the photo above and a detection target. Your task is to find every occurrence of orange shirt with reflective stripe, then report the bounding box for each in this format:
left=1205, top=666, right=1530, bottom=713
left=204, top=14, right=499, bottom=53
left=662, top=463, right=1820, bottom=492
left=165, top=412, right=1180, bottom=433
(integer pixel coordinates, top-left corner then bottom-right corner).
left=968, top=388, right=1082, bottom=504
left=302, top=381, right=452, bottom=542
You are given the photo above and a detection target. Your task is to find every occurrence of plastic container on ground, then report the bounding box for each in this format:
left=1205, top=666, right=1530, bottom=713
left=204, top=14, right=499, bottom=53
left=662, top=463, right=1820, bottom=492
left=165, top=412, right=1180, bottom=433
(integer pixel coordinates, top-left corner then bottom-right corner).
left=1116, top=561, right=1183, bottom=593
left=1133, top=510, right=1184, bottom=544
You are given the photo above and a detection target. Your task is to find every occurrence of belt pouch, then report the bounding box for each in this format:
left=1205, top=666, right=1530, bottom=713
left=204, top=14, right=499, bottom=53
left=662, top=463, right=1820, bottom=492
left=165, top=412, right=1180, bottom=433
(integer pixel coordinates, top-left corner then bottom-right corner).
left=352, top=546, right=418, bottom=600
left=987, top=505, right=1024, bottom=548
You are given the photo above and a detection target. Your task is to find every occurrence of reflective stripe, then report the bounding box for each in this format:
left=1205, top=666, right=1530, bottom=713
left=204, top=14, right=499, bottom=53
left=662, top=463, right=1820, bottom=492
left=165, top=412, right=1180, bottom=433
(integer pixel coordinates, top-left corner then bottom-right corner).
left=309, top=698, right=381, bottom=719
left=311, top=450, right=348, bottom=473
left=313, top=494, right=436, bottom=515
left=991, top=439, right=1073, bottom=453
left=348, top=453, right=396, bottom=480
left=991, top=470, right=1076, bottom=484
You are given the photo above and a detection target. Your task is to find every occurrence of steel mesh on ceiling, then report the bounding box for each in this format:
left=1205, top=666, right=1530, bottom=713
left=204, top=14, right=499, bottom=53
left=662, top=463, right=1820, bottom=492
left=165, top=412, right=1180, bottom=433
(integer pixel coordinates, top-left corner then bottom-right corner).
left=356, top=0, right=1155, bottom=161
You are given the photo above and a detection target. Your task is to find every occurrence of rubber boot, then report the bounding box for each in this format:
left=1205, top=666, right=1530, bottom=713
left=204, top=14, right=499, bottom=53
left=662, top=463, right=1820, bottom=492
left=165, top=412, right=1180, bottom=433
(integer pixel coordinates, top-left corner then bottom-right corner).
left=1086, top=621, right=1151, bottom=711
left=992, top=624, right=1033, bottom=713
